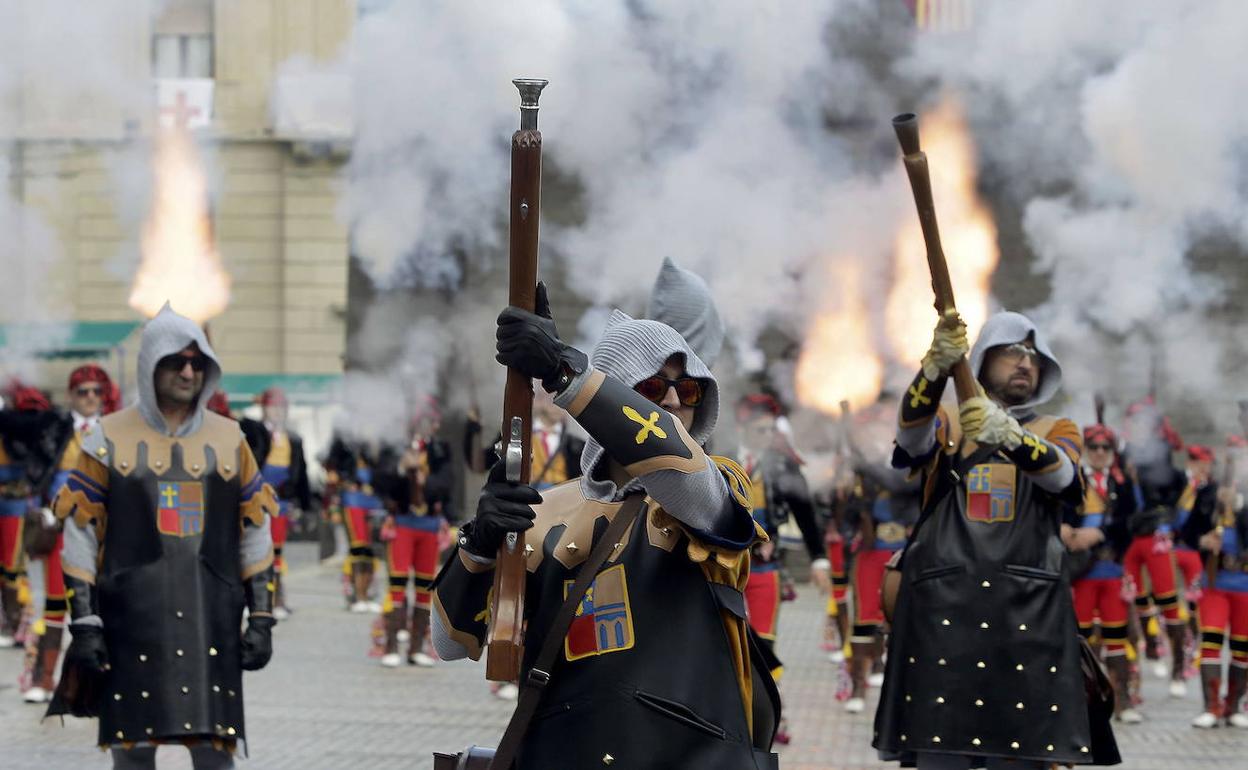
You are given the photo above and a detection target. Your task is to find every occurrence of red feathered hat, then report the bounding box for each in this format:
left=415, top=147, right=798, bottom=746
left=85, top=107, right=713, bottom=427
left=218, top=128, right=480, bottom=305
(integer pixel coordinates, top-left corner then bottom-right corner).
left=205, top=390, right=231, bottom=417
left=736, top=393, right=782, bottom=423
left=7, top=381, right=50, bottom=411
left=1187, top=444, right=1215, bottom=463
left=68, top=364, right=119, bottom=414
left=1083, top=424, right=1117, bottom=447
left=258, top=386, right=288, bottom=408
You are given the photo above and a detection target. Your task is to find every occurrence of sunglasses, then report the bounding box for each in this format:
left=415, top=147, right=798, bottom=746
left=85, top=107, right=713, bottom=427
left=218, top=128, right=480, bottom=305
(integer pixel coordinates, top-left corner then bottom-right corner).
left=1087, top=443, right=1114, bottom=452
left=157, top=354, right=208, bottom=373
left=75, top=386, right=102, bottom=397
left=997, top=343, right=1039, bottom=364
left=634, top=375, right=706, bottom=407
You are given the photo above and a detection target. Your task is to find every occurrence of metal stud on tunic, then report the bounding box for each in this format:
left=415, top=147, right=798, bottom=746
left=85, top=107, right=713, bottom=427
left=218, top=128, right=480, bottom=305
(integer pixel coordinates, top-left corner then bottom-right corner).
left=972, top=738, right=981, bottom=746
left=146, top=728, right=154, bottom=736
left=523, top=544, right=534, bottom=557
left=974, top=699, right=984, bottom=707
left=980, top=622, right=989, bottom=629
left=935, top=697, right=945, bottom=704
left=139, top=653, right=147, bottom=662
left=976, top=661, right=986, bottom=669
left=209, top=647, right=218, bottom=656
left=602, top=755, right=614, bottom=765
left=224, top=465, right=232, bottom=473
left=1081, top=747, right=1089, bottom=753
left=185, top=723, right=192, bottom=730
left=176, top=649, right=184, bottom=656
left=1016, top=702, right=1024, bottom=709
left=1051, top=705, right=1059, bottom=712
left=941, top=619, right=950, bottom=626
left=565, top=542, right=579, bottom=553
left=141, top=691, right=149, bottom=699
left=660, top=527, right=672, bottom=537
left=1011, top=741, right=1020, bottom=750
left=1016, top=664, right=1024, bottom=671
left=182, top=686, right=190, bottom=694
left=981, top=580, right=991, bottom=588
left=1046, top=745, right=1054, bottom=752
left=938, top=658, right=947, bottom=666
left=116, top=731, right=124, bottom=739
left=1050, top=666, right=1057, bottom=673
left=932, top=736, right=941, bottom=744
left=176, top=611, right=184, bottom=618
left=228, top=728, right=237, bottom=736
left=213, top=686, right=220, bottom=693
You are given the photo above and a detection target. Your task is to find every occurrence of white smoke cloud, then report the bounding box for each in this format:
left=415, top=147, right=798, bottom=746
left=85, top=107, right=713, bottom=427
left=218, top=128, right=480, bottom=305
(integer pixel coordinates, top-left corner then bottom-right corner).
left=906, top=0, right=1248, bottom=432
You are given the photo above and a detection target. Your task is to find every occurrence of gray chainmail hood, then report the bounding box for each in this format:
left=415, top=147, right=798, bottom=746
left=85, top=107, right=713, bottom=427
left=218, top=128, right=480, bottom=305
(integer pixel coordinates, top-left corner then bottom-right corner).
left=136, top=302, right=223, bottom=437
left=967, top=311, right=1062, bottom=417
left=647, top=257, right=725, bottom=368
left=575, top=309, right=718, bottom=502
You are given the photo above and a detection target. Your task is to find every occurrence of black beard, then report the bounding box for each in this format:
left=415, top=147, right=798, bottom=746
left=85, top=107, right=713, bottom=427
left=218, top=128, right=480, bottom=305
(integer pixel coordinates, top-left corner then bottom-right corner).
left=991, top=381, right=1035, bottom=407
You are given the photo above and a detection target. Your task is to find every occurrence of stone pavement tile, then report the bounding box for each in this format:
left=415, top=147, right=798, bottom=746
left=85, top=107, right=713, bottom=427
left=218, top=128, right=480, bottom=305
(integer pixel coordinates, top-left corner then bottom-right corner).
left=4, top=543, right=1248, bottom=768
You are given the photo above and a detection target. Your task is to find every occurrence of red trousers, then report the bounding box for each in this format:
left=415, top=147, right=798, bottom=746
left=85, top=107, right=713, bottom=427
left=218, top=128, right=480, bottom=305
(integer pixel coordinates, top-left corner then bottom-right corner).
left=745, top=568, right=781, bottom=640
left=1072, top=577, right=1129, bottom=653
left=386, top=526, right=440, bottom=610
left=270, top=514, right=289, bottom=573
left=827, top=537, right=848, bottom=603
left=1197, top=588, right=1248, bottom=666
left=853, top=548, right=893, bottom=633
left=42, top=532, right=66, bottom=626
left=0, top=515, right=24, bottom=579
left=1123, top=534, right=1201, bottom=620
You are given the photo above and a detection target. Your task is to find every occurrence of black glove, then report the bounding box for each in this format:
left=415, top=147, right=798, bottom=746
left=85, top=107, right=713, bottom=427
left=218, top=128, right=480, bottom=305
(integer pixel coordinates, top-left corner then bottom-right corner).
left=240, top=615, right=275, bottom=671
left=460, top=462, right=541, bottom=557
left=64, top=623, right=109, bottom=674
left=496, top=282, right=587, bottom=393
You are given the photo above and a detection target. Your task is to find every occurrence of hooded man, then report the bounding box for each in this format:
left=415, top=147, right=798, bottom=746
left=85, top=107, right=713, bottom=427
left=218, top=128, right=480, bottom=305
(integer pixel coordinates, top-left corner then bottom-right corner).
left=240, top=386, right=311, bottom=619
left=48, top=303, right=277, bottom=769
left=20, top=364, right=118, bottom=704
left=648, top=256, right=726, bottom=369
left=873, top=311, right=1119, bottom=769
left=433, top=292, right=780, bottom=769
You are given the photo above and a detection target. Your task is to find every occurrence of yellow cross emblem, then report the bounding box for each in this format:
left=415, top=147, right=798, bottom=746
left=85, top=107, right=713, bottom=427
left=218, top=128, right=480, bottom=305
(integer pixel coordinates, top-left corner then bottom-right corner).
left=623, top=406, right=667, bottom=445
left=1022, top=434, right=1048, bottom=462
left=908, top=378, right=932, bottom=409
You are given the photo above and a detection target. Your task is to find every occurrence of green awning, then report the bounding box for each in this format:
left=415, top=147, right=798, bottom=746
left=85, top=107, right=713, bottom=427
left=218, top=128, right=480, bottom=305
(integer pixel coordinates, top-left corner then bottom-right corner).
left=0, top=321, right=141, bottom=359
left=218, top=373, right=342, bottom=408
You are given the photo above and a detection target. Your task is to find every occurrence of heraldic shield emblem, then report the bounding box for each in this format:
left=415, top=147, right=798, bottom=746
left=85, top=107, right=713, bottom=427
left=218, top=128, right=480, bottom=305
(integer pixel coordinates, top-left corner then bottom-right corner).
left=564, top=563, right=636, bottom=661
left=965, top=463, right=1016, bottom=523
left=157, top=481, right=205, bottom=537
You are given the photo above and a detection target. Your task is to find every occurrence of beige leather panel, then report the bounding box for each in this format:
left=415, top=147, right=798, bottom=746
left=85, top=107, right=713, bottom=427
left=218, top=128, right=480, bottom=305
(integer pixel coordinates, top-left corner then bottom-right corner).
left=102, top=408, right=241, bottom=481
left=524, top=480, right=650, bottom=572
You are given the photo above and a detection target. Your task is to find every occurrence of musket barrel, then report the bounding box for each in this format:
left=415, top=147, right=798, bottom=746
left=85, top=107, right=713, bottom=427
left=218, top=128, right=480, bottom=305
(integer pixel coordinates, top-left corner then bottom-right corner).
left=486, top=77, right=550, bottom=683
left=892, top=111, right=977, bottom=403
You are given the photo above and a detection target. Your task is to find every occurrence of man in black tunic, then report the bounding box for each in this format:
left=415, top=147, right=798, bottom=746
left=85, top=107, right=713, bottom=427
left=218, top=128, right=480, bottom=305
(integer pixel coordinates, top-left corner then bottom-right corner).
left=873, top=310, right=1119, bottom=769
left=49, top=303, right=278, bottom=769
left=433, top=299, right=780, bottom=769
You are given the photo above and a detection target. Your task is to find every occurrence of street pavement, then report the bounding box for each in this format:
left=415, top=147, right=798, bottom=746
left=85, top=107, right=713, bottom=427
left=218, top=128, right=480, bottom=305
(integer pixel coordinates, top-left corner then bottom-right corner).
left=3, top=542, right=1246, bottom=769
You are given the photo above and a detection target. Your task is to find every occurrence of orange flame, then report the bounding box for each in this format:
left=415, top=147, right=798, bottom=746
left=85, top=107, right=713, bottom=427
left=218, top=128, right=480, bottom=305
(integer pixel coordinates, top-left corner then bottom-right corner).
left=128, top=123, right=230, bottom=323
left=795, top=264, right=884, bottom=414
left=885, top=97, right=998, bottom=366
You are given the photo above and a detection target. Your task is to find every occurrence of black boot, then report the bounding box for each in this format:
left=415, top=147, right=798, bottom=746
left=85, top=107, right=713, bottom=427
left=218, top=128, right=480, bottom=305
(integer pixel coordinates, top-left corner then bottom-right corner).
left=1193, top=663, right=1222, bottom=728
left=408, top=607, right=433, bottom=667
left=1226, top=665, right=1247, bottom=728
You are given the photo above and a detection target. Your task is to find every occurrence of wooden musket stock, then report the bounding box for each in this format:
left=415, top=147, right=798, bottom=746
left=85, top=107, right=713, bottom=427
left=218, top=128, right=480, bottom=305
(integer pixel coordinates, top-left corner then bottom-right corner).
left=486, top=78, right=548, bottom=682
left=892, top=113, right=978, bottom=404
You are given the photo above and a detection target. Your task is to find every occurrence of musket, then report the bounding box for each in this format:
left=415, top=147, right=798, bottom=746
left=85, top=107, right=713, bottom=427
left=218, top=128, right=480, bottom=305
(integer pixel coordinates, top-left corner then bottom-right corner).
left=485, top=78, right=548, bottom=683
left=1094, top=393, right=1106, bottom=426
left=892, top=113, right=977, bottom=404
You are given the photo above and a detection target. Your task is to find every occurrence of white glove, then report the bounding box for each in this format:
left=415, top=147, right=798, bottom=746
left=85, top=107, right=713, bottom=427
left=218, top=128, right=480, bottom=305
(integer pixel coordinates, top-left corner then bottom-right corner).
left=959, top=393, right=1023, bottom=449
left=921, top=312, right=970, bottom=381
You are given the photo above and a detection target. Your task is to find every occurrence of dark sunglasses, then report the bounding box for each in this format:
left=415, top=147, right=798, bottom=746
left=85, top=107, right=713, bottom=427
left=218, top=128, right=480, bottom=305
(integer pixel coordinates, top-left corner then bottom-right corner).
left=634, top=376, right=706, bottom=407
left=1087, top=443, right=1114, bottom=452
left=157, top=354, right=208, bottom=373
left=75, top=386, right=102, bottom=397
